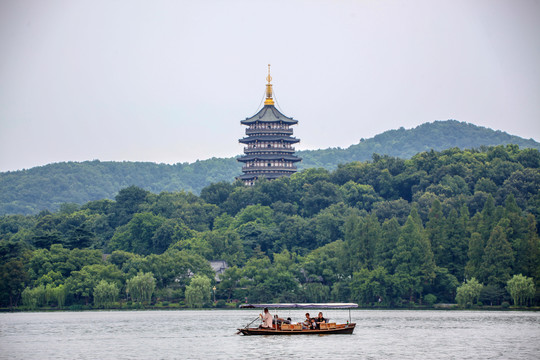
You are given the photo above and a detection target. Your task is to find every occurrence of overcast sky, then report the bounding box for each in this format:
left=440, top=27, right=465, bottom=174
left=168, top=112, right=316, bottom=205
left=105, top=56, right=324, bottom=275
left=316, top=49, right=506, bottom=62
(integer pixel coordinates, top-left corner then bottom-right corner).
left=1, top=0, right=539, bottom=172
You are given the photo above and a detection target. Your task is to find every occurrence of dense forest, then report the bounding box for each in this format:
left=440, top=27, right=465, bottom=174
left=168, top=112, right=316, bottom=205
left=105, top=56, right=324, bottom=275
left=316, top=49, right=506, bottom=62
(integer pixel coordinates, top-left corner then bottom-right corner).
left=1, top=120, right=539, bottom=215
left=1, top=145, right=539, bottom=310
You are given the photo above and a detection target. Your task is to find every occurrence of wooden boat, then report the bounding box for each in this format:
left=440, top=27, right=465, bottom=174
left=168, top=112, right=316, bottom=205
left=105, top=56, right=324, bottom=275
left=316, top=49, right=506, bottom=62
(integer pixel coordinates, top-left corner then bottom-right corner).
left=237, top=303, right=358, bottom=336
left=237, top=322, right=356, bottom=335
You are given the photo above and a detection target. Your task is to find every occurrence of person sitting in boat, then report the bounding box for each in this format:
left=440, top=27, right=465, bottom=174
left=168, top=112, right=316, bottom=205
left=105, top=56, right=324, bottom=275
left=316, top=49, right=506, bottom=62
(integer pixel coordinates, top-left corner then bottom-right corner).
left=315, top=312, right=327, bottom=329
left=260, top=307, right=273, bottom=329
left=302, top=313, right=311, bottom=329
left=272, top=315, right=291, bottom=325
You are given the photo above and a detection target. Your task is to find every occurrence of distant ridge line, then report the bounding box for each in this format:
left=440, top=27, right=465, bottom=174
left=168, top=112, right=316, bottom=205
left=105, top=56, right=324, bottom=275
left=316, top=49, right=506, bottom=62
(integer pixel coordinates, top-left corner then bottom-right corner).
left=1, top=120, right=538, bottom=215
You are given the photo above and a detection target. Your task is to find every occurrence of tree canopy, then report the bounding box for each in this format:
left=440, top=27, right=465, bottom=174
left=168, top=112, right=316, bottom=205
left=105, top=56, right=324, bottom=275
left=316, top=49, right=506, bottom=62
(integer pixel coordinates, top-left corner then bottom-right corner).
left=1, top=120, right=538, bottom=215
left=1, top=145, right=539, bottom=309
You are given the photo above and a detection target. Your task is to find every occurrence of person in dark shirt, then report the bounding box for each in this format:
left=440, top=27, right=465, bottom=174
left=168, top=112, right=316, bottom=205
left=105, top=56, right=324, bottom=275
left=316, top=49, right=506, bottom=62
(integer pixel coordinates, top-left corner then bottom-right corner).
left=315, top=312, right=326, bottom=329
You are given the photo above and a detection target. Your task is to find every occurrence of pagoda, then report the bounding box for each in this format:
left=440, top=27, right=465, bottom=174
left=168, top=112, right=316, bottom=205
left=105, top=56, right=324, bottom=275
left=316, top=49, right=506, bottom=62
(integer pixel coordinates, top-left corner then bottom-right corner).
left=237, top=66, right=301, bottom=186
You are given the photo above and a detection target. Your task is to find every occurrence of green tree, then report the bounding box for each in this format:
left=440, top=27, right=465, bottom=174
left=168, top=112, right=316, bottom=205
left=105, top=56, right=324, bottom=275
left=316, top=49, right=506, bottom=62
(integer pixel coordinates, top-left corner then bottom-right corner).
left=479, top=284, right=507, bottom=306
left=149, top=218, right=192, bottom=254
left=197, top=229, right=245, bottom=266
left=375, top=218, right=400, bottom=271
left=121, top=249, right=214, bottom=291
left=464, top=232, right=484, bottom=280
left=0, top=259, right=29, bottom=307
left=391, top=206, right=436, bottom=302
left=27, top=244, right=102, bottom=283
left=217, top=266, right=242, bottom=301
left=50, top=284, right=66, bottom=308
left=424, top=267, right=459, bottom=303
left=126, top=272, right=156, bottom=303
left=301, top=180, right=341, bottom=216
left=425, top=199, right=446, bottom=268
left=506, top=274, right=535, bottom=306
left=109, top=212, right=166, bottom=255
left=301, top=241, right=345, bottom=285
left=0, top=241, right=31, bottom=307
left=501, top=168, right=540, bottom=215
left=200, top=181, right=235, bottom=206
left=22, top=286, right=45, bottom=309
left=340, top=181, right=382, bottom=211
left=312, top=203, right=357, bottom=249
left=424, top=293, right=437, bottom=306
left=444, top=206, right=470, bottom=279
left=36, top=270, right=64, bottom=287
left=94, top=280, right=120, bottom=308
left=455, top=278, right=483, bottom=307
left=57, top=210, right=97, bottom=249
left=514, top=214, right=540, bottom=279
left=372, top=199, right=411, bottom=225
left=232, top=204, right=275, bottom=228
left=185, top=275, right=212, bottom=308
left=474, top=178, right=497, bottom=195
left=65, top=264, right=124, bottom=305
left=110, top=186, right=150, bottom=227
left=481, top=223, right=514, bottom=287
left=345, top=213, right=380, bottom=272
left=303, top=282, right=330, bottom=302
left=477, top=195, right=499, bottom=242
left=351, top=266, right=390, bottom=305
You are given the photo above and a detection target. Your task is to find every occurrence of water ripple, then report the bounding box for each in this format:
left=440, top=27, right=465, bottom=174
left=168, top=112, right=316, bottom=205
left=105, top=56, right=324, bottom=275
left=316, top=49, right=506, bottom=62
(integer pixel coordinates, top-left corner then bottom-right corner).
left=1, top=310, right=539, bottom=359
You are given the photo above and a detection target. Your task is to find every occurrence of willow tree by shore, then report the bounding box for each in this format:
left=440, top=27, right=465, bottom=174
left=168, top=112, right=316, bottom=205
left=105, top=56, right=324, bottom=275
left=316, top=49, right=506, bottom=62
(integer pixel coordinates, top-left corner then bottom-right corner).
left=506, top=274, right=535, bottom=306
left=126, top=272, right=156, bottom=303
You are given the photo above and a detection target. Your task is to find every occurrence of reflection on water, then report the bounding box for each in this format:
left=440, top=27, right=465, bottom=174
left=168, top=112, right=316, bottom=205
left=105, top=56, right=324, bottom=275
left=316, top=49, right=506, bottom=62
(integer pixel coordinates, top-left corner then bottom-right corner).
left=1, top=310, right=539, bottom=359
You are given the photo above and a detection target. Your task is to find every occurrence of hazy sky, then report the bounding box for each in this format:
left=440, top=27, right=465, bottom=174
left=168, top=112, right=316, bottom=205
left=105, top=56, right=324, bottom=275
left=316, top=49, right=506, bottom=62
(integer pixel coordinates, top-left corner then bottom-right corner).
left=1, top=0, right=539, bottom=172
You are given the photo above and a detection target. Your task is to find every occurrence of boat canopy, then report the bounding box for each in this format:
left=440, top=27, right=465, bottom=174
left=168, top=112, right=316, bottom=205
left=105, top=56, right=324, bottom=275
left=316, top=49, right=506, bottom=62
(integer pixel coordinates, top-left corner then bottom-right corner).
left=239, top=303, right=358, bottom=309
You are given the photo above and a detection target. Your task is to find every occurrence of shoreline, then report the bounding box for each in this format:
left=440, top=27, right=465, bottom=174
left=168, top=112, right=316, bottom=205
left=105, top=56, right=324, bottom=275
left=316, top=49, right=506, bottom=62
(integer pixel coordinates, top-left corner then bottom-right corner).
left=2, top=305, right=539, bottom=313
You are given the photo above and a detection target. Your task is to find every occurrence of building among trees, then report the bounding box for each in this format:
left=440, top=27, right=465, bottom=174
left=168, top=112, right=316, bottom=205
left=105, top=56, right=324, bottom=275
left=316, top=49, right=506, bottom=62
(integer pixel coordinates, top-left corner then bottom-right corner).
left=237, top=66, right=301, bottom=185
left=209, top=260, right=228, bottom=282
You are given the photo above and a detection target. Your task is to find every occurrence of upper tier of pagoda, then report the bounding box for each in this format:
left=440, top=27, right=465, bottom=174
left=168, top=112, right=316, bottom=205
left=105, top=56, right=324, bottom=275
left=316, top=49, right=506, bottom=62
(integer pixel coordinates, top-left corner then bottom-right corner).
left=236, top=65, right=301, bottom=185
left=240, top=105, right=298, bottom=125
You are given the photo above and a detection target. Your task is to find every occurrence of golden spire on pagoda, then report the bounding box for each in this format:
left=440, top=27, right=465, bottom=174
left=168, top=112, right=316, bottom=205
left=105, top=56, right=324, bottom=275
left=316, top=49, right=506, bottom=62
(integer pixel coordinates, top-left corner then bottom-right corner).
left=264, top=64, right=274, bottom=105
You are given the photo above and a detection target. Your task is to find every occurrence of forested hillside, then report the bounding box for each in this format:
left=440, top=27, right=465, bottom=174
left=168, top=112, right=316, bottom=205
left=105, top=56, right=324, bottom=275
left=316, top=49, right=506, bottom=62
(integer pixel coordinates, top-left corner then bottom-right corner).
left=1, top=145, right=539, bottom=309
left=300, top=120, right=540, bottom=168
left=1, top=120, right=539, bottom=215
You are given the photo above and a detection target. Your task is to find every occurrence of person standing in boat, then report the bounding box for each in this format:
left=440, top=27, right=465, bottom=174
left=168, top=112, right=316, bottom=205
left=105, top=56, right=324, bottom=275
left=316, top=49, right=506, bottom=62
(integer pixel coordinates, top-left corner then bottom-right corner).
left=302, top=313, right=312, bottom=329
left=260, top=307, right=273, bottom=329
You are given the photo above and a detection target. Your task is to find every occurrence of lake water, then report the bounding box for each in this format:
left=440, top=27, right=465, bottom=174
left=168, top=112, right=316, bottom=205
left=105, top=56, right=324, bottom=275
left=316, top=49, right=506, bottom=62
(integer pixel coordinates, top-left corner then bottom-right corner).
left=1, top=310, right=539, bottom=359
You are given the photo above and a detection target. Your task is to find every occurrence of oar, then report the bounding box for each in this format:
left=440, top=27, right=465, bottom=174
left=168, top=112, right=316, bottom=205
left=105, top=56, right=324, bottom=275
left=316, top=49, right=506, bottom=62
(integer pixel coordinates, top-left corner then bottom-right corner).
left=236, top=315, right=260, bottom=334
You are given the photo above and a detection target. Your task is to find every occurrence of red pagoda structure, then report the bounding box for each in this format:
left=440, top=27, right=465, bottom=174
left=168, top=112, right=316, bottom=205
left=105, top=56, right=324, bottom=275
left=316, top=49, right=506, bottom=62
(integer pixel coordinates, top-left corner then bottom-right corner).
left=237, top=66, right=301, bottom=186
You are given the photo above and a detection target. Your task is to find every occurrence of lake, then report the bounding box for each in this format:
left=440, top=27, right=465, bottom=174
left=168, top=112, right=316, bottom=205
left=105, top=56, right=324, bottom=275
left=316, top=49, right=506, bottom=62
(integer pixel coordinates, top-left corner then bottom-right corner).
left=1, top=310, right=539, bottom=359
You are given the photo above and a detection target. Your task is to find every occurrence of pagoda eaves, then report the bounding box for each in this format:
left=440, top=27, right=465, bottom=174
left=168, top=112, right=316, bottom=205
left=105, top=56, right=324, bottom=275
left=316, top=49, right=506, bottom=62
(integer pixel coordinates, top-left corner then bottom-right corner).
left=241, top=105, right=298, bottom=125
left=236, top=65, right=301, bottom=186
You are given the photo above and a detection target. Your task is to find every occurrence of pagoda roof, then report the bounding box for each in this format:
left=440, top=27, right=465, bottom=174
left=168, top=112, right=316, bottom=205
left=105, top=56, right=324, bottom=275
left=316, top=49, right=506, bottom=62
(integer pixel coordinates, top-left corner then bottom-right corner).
left=239, top=135, right=300, bottom=144
left=237, top=154, right=302, bottom=162
left=241, top=105, right=298, bottom=125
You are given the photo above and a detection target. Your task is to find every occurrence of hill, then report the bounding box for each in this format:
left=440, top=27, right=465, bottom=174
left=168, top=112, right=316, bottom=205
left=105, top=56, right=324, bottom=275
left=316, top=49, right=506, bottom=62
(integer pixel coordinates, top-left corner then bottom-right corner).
left=299, top=120, right=540, bottom=168
left=1, top=120, right=538, bottom=215
left=1, top=144, right=539, bottom=309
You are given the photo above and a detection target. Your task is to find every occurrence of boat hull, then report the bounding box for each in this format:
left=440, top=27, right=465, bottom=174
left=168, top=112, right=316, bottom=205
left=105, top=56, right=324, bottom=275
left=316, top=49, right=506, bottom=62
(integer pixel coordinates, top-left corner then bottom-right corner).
left=238, top=323, right=356, bottom=335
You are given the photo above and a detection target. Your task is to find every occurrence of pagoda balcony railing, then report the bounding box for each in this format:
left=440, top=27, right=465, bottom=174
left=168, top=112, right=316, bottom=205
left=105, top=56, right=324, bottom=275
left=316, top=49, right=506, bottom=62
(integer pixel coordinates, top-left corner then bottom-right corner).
left=244, top=147, right=296, bottom=153
left=245, top=128, right=293, bottom=135
left=242, top=165, right=297, bottom=172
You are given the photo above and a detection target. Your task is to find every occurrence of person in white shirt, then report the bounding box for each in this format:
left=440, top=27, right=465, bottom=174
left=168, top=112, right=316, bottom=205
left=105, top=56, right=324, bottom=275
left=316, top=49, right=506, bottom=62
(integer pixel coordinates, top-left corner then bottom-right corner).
left=260, top=307, right=273, bottom=329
